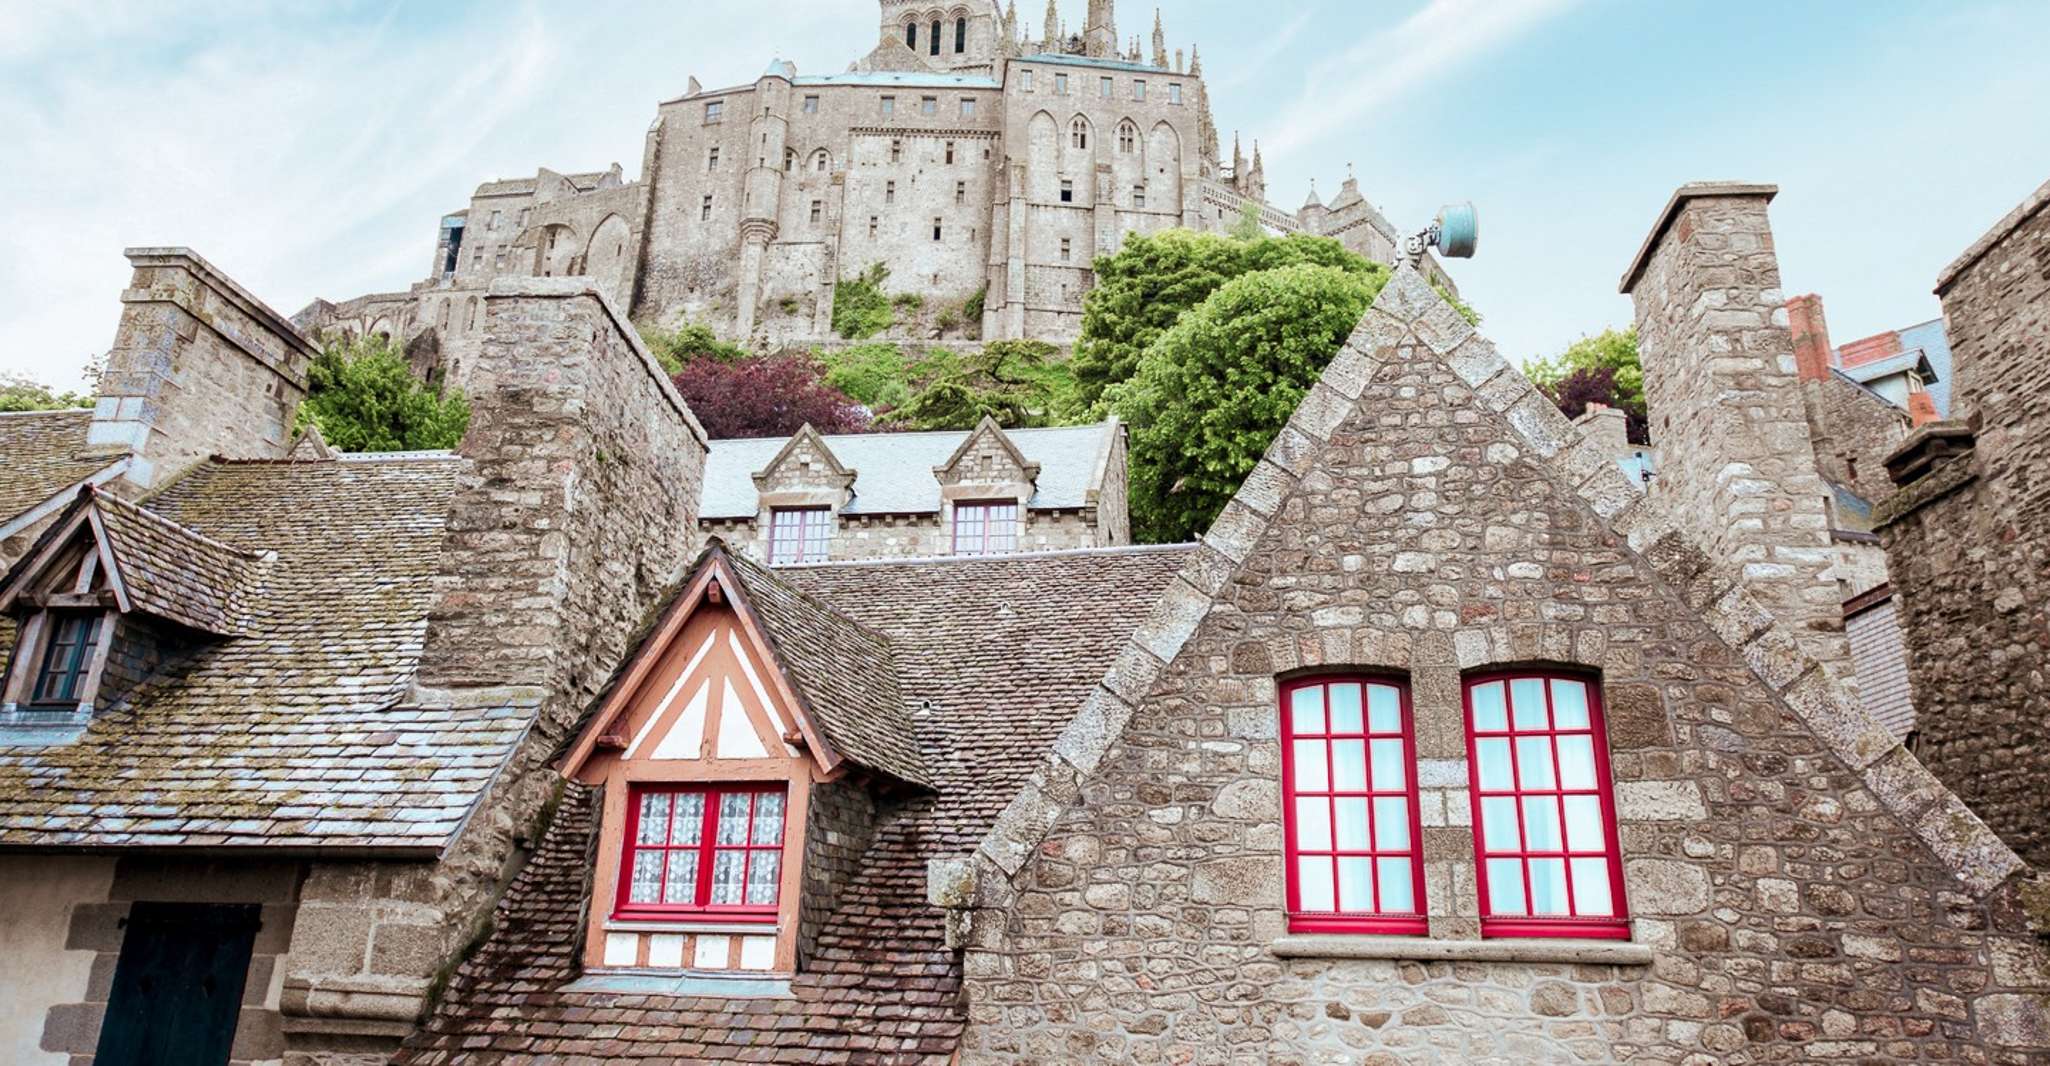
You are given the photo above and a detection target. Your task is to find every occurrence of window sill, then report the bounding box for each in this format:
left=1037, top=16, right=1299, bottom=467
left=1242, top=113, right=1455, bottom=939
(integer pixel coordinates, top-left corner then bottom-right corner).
left=1270, top=934, right=1654, bottom=966
left=605, top=918, right=780, bottom=935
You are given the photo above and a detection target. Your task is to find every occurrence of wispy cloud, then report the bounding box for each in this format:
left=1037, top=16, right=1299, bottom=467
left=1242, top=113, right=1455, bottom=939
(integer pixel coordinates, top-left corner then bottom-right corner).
left=1212, top=9, right=1318, bottom=92
left=1263, top=0, right=1577, bottom=159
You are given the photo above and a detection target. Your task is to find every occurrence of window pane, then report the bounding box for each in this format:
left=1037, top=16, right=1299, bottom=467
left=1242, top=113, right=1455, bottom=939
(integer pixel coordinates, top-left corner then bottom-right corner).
left=1528, top=858, right=1571, bottom=915
left=1376, top=858, right=1415, bottom=912
left=1297, top=856, right=1335, bottom=911
left=1328, top=683, right=1362, bottom=733
left=1475, top=738, right=1514, bottom=790
left=663, top=849, right=698, bottom=904
left=1470, top=681, right=1507, bottom=731
left=1333, top=798, right=1369, bottom=850
left=710, top=849, right=747, bottom=904
left=1556, top=735, right=1597, bottom=791
left=671, top=792, right=705, bottom=845
left=1571, top=857, right=1613, bottom=916
left=751, top=792, right=785, bottom=845
left=1370, top=739, right=1406, bottom=790
left=1336, top=857, right=1372, bottom=911
left=746, top=851, right=781, bottom=906
left=1372, top=797, right=1409, bottom=851
left=1550, top=679, right=1590, bottom=729
left=1294, top=797, right=1332, bottom=851
left=1522, top=796, right=1563, bottom=851
left=1515, top=736, right=1557, bottom=790
left=636, top=792, right=673, bottom=845
left=1510, top=677, right=1549, bottom=729
left=1563, top=795, right=1605, bottom=851
left=1479, top=796, right=1520, bottom=852
left=1486, top=858, right=1526, bottom=914
left=1289, top=685, right=1324, bottom=734
left=1367, top=684, right=1402, bottom=732
left=629, top=850, right=665, bottom=903
left=1331, top=740, right=1367, bottom=791
left=1292, top=739, right=1328, bottom=792
left=717, top=792, right=751, bottom=845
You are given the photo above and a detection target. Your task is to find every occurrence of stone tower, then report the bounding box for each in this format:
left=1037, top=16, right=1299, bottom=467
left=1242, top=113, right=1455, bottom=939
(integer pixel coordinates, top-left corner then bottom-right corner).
left=736, top=61, right=794, bottom=340
left=1084, top=0, right=1117, bottom=57
left=1621, top=183, right=1855, bottom=692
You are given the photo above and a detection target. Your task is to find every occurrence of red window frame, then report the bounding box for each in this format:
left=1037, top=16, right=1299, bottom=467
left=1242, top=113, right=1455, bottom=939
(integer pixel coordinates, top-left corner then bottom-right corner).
left=1279, top=676, right=1428, bottom=935
left=951, top=499, right=1019, bottom=557
left=1463, top=670, right=1630, bottom=940
left=614, top=784, right=788, bottom=923
left=767, top=507, right=830, bottom=565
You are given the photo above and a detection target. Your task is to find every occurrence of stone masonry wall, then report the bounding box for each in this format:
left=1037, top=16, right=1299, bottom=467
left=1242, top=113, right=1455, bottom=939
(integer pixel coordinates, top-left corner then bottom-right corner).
left=1624, top=186, right=1854, bottom=695
left=280, top=278, right=709, bottom=1063
left=1809, top=375, right=1909, bottom=505
left=1879, top=177, right=2050, bottom=867
left=93, top=248, right=316, bottom=490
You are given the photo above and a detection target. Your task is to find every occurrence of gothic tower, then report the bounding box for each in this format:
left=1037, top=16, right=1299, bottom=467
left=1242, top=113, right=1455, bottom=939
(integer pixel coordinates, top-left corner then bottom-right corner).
left=1084, top=0, right=1117, bottom=57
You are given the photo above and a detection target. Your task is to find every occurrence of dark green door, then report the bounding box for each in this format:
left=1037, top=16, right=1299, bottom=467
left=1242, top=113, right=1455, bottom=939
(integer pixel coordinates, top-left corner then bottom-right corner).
left=93, top=902, right=261, bottom=1066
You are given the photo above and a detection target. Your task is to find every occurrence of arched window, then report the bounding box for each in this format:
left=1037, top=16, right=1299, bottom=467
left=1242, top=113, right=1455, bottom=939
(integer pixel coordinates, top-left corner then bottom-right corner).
left=930, top=19, right=942, bottom=56
left=955, top=16, right=967, bottom=52
left=1117, top=121, right=1136, bottom=153
left=1070, top=117, right=1089, bottom=150
left=813, top=149, right=829, bottom=172
left=905, top=22, right=917, bottom=49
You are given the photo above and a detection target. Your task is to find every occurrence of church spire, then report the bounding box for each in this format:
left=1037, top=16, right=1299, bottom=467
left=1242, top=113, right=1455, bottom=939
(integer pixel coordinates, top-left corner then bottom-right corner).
left=1043, top=0, right=1058, bottom=46
left=1151, top=8, right=1168, bottom=68
left=1188, top=42, right=1203, bottom=77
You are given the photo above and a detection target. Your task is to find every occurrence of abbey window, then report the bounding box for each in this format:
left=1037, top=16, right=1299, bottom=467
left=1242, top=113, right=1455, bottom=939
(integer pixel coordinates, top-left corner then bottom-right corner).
left=929, top=19, right=941, bottom=55
left=905, top=22, right=917, bottom=49
left=1133, top=79, right=1146, bottom=101
left=802, top=94, right=819, bottom=114
left=1059, top=180, right=1073, bottom=203
left=1070, top=118, right=1089, bottom=149
left=1169, top=82, right=1183, bottom=105
left=921, top=96, right=938, bottom=116
left=1099, top=76, right=1113, bottom=98
left=1117, top=122, right=1136, bottom=153
left=955, top=16, right=966, bottom=52
left=880, top=95, right=895, bottom=117
left=959, top=97, right=975, bottom=118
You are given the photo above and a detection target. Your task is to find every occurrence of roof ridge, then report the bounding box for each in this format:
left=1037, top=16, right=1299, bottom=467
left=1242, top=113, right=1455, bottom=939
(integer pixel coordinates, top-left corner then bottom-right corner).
left=718, top=541, right=898, bottom=649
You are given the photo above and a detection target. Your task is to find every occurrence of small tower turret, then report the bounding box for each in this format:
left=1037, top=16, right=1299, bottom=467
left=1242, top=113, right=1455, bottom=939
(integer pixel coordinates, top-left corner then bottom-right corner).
left=1151, top=9, right=1168, bottom=68
left=1084, top=0, right=1117, bottom=57
left=1042, top=0, right=1058, bottom=46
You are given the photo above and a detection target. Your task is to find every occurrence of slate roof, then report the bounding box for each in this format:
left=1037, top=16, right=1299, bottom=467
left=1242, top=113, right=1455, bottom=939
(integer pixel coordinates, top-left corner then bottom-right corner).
left=0, top=409, right=120, bottom=524
left=396, top=543, right=1195, bottom=1063
left=90, top=489, right=267, bottom=636
left=700, top=421, right=1118, bottom=519
left=0, top=454, right=540, bottom=852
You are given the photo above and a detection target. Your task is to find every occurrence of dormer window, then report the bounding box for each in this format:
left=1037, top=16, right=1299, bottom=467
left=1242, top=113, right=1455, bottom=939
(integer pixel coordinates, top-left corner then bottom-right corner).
left=618, top=785, right=787, bottom=920
left=768, top=507, right=830, bottom=565
left=952, top=500, right=1019, bottom=556
left=29, top=612, right=102, bottom=707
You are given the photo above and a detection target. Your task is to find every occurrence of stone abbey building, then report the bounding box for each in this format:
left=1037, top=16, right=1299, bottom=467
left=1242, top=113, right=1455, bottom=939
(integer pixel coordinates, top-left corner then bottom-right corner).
left=298, top=0, right=1455, bottom=375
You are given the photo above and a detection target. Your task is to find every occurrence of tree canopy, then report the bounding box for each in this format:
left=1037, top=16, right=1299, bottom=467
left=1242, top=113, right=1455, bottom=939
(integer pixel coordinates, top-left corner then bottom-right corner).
left=880, top=340, right=1073, bottom=431
left=670, top=353, right=870, bottom=439
left=0, top=373, right=94, bottom=413
left=1108, top=262, right=1387, bottom=543
left=1070, top=230, right=1388, bottom=417
left=1526, top=327, right=1647, bottom=444
left=296, top=333, right=470, bottom=452
left=642, top=320, right=750, bottom=371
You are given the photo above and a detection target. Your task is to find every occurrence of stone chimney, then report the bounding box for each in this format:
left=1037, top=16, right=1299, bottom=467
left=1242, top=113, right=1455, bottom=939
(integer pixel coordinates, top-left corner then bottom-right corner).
left=91, top=248, right=318, bottom=489
left=1784, top=292, right=1834, bottom=383
left=1620, top=183, right=1854, bottom=691
left=1570, top=403, right=1630, bottom=458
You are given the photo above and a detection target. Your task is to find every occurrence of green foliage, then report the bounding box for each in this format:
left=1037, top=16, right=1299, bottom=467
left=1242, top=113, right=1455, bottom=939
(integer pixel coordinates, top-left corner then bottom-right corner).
left=819, top=342, right=914, bottom=411
left=962, top=286, right=986, bottom=324
left=0, top=372, right=93, bottom=413
left=296, top=333, right=470, bottom=452
left=936, top=308, right=961, bottom=332
left=831, top=262, right=894, bottom=340
left=882, top=340, right=1075, bottom=431
left=1229, top=201, right=1265, bottom=241
left=890, top=291, right=925, bottom=313
left=1071, top=229, right=1387, bottom=417
left=1109, top=263, right=1387, bottom=543
left=1433, top=280, right=1481, bottom=326
left=1526, top=326, right=1643, bottom=414
left=641, top=320, right=749, bottom=372
left=777, top=296, right=801, bottom=315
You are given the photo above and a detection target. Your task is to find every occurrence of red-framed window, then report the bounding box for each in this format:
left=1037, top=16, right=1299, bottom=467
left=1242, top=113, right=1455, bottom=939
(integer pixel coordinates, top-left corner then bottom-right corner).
left=30, top=612, right=101, bottom=707
left=1280, top=677, right=1427, bottom=934
left=951, top=499, right=1019, bottom=557
left=615, top=785, right=787, bottom=921
left=1464, top=672, right=1629, bottom=939
left=767, top=507, right=830, bottom=565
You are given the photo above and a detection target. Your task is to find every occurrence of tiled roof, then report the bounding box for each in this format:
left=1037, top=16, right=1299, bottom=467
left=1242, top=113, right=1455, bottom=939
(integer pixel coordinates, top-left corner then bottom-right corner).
left=0, top=409, right=120, bottom=525
left=793, top=71, right=1000, bottom=89
left=0, top=454, right=540, bottom=852
left=701, top=421, right=1117, bottom=519
left=397, top=543, right=1194, bottom=1063
left=90, top=489, right=266, bottom=636
left=721, top=547, right=932, bottom=788
left=1016, top=51, right=1166, bottom=74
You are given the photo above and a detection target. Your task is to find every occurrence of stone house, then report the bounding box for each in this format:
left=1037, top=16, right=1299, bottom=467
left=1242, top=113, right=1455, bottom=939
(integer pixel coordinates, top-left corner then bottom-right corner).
left=1877, top=175, right=2050, bottom=869
left=387, top=257, right=2048, bottom=1059
left=0, top=252, right=708, bottom=1065
left=698, top=416, right=1128, bottom=563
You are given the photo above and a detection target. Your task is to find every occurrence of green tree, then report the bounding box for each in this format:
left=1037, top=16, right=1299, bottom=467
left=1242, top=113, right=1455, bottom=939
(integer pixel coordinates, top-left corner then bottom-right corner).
left=296, top=333, right=470, bottom=452
left=1071, top=230, right=1386, bottom=416
left=819, top=342, right=914, bottom=411
left=0, top=372, right=94, bottom=413
left=1109, top=263, right=1387, bottom=543
left=882, top=340, right=1074, bottom=430
left=641, top=320, right=749, bottom=372
left=831, top=263, right=895, bottom=340
left=1525, top=327, right=1646, bottom=442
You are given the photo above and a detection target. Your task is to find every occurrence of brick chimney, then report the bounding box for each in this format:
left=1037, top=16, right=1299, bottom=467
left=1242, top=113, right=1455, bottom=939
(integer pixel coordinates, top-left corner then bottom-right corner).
left=1905, top=390, right=1939, bottom=427
left=1784, top=292, right=1834, bottom=383
left=91, top=248, right=318, bottom=488
left=1620, top=183, right=1855, bottom=694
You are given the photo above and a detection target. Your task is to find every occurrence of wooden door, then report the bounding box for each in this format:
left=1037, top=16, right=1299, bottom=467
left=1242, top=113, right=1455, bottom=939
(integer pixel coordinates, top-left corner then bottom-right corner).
left=93, top=902, right=261, bottom=1066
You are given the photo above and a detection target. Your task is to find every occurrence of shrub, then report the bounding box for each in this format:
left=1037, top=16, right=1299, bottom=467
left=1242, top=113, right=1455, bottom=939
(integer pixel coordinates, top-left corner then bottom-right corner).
left=670, top=353, right=870, bottom=438
left=820, top=342, right=913, bottom=411
left=641, top=320, right=749, bottom=371
left=831, top=263, right=894, bottom=340
left=296, top=333, right=470, bottom=452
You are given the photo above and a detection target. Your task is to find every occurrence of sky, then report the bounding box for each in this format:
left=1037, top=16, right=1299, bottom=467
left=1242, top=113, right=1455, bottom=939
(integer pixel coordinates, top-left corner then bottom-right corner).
left=2, top=0, right=2048, bottom=390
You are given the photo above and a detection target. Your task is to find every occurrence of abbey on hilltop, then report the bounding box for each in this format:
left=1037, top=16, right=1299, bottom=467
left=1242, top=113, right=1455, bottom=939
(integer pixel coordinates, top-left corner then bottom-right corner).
left=298, top=0, right=1454, bottom=378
